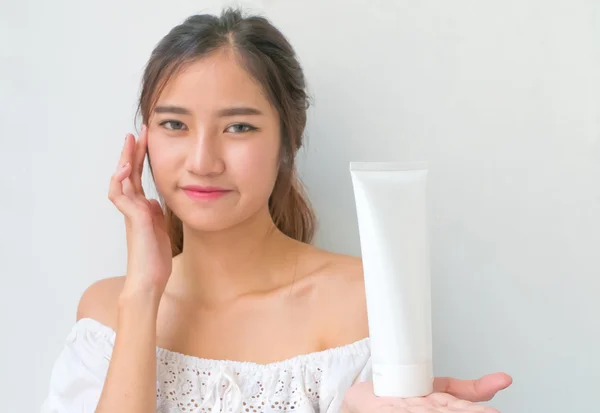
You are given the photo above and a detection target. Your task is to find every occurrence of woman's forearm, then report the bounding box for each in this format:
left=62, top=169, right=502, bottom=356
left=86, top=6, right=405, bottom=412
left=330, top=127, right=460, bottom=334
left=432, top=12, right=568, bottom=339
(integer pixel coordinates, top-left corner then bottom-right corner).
left=96, top=293, right=160, bottom=413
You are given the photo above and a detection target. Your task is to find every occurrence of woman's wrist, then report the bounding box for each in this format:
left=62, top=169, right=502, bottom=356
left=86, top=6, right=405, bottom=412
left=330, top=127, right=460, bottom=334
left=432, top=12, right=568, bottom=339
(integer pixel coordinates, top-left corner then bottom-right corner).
left=118, top=288, right=162, bottom=318
left=119, top=277, right=163, bottom=305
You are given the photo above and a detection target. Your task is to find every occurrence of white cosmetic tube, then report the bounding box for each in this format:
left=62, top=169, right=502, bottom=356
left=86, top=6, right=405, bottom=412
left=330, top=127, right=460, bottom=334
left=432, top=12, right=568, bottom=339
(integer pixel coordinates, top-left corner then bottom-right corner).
left=350, top=162, right=433, bottom=398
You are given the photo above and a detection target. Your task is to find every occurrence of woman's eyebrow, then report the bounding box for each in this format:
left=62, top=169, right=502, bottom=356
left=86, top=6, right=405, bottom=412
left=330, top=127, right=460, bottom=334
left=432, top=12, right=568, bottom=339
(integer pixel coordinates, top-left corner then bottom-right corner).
left=154, top=105, right=264, bottom=117
left=154, top=105, right=192, bottom=115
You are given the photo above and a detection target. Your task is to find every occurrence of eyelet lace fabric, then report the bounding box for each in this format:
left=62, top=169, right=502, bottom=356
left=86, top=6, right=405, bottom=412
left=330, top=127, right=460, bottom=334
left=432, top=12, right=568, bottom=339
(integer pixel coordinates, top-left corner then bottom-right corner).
left=41, top=318, right=372, bottom=413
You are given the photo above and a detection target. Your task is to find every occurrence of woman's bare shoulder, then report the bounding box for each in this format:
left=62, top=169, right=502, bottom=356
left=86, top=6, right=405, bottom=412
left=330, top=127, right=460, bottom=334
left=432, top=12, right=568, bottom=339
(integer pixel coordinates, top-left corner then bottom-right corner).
left=76, top=276, right=125, bottom=329
left=300, top=246, right=369, bottom=346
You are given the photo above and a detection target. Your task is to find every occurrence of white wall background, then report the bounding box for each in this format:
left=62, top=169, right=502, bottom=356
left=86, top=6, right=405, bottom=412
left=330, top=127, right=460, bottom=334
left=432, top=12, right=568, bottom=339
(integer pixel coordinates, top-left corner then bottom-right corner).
left=1, top=0, right=598, bottom=412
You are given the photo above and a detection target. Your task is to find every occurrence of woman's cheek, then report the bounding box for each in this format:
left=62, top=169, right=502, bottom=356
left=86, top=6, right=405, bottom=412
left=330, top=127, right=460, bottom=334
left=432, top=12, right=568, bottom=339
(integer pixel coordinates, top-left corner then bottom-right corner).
left=148, top=141, right=184, bottom=194
left=230, top=140, right=280, bottom=191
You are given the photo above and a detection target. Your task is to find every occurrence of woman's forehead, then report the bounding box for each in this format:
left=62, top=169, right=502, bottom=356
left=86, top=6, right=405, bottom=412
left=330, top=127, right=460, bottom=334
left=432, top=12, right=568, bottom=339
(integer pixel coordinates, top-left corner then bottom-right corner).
left=156, top=51, right=273, bottom=115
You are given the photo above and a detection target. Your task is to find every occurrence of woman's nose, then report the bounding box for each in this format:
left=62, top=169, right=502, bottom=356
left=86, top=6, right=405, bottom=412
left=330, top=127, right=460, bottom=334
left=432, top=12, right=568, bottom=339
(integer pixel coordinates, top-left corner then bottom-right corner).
left=185, top=130, right=225, bottom=177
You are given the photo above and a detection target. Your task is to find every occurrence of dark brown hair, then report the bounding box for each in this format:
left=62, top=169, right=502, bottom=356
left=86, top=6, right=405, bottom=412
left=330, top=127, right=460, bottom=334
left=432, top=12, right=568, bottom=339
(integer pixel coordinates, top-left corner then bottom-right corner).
left=137, top=8, right=316, bottom=255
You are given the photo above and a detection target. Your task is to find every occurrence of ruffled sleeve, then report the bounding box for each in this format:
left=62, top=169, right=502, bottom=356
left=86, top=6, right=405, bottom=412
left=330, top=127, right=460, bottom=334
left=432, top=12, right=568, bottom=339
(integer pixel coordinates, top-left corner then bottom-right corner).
left=319, top=339, right=373, bottom=413
left=40, top=319, right=115, bottom=413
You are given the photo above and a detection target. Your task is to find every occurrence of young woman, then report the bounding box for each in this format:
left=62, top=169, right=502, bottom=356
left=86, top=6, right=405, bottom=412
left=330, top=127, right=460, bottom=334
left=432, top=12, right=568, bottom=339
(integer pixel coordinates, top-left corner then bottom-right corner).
left=41, top=8, right=511, bottom=413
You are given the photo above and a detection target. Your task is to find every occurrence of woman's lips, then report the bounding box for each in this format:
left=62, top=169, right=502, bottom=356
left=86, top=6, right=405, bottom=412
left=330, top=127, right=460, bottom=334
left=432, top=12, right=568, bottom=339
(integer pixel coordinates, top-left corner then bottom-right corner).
left=181, top=186, right=231, bottom=201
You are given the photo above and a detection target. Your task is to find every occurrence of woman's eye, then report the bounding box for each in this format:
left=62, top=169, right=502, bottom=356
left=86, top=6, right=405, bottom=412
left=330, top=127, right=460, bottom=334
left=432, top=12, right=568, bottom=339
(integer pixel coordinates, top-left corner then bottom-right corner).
left=160, top=120, right=187, bottom=131
left=226, top=123, right=256, bottom=134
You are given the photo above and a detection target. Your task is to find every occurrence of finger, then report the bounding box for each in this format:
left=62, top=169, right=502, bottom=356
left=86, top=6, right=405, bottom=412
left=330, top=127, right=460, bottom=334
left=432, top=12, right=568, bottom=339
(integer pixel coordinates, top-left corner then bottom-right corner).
left=131, top=125, right=148, bottom=195
left=433, top=373, right=512, bottom=403
left=433, top=376, right=487, bottom=402
left=120, top=134, right=136, bottom=197
left=114, top=134, right=131, bottom=178
left=108, top=163, right=138, bottom=217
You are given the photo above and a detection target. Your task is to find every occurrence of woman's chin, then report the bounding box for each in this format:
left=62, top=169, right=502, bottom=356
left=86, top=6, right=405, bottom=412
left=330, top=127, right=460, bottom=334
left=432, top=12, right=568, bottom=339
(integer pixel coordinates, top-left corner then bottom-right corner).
left=182, top=217, right=241, bottom=234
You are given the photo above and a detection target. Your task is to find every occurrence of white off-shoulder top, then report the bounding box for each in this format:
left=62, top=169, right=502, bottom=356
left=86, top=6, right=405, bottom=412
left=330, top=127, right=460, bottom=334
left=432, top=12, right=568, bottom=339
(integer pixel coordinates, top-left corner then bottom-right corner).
left=41, top=318, right=372, bottom=413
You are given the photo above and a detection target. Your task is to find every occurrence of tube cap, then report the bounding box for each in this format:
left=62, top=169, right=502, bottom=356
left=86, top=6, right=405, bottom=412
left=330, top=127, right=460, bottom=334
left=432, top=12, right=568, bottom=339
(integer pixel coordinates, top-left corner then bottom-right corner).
left=372, top=362, right=434, bottom=398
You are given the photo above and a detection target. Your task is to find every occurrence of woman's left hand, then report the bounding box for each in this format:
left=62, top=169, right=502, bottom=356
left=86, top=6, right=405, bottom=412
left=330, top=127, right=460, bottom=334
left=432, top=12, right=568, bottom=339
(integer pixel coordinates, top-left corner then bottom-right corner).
left=343, top=373, right=511, bottom=413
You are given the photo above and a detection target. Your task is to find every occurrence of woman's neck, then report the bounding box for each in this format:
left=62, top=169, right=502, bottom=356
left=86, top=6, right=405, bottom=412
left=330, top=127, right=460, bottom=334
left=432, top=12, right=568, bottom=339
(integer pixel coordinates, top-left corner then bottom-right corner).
left=166, top=210, right=300, bottom=306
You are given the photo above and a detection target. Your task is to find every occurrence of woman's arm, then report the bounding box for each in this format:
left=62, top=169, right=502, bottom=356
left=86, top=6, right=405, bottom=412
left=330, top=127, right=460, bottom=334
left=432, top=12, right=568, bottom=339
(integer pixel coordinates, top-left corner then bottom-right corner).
left=93, top=127, right=172, bottom=412
left=94, top=292, right=160, bottom=413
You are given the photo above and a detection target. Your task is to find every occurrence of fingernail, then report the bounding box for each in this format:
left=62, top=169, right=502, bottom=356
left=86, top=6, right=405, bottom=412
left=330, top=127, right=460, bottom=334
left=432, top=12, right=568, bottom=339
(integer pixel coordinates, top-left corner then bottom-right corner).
left=121, top=162, right=130, bottom=169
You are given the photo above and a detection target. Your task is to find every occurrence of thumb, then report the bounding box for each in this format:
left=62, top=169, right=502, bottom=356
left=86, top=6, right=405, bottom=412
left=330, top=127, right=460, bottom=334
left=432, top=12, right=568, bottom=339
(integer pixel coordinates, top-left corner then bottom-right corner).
left=433, top=372, right=513, bottom=402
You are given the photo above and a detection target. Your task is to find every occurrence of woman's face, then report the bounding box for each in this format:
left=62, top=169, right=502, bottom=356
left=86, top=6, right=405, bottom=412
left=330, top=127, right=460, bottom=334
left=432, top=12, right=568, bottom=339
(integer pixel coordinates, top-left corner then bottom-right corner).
left=147, top=49, right=281, bottom=232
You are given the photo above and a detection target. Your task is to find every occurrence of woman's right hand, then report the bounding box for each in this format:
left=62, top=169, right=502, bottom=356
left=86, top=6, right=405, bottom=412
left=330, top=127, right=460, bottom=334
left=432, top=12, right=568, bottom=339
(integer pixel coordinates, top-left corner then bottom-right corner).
left=343, top=383, right=501, bottom=413
left=108, top=125, right=173, bottom=300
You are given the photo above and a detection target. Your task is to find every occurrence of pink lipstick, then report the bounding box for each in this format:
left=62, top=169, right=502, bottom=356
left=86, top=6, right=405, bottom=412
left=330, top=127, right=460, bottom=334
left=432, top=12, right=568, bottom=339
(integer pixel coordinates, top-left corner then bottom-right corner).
left=181, top=185, right=231, bottom=201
